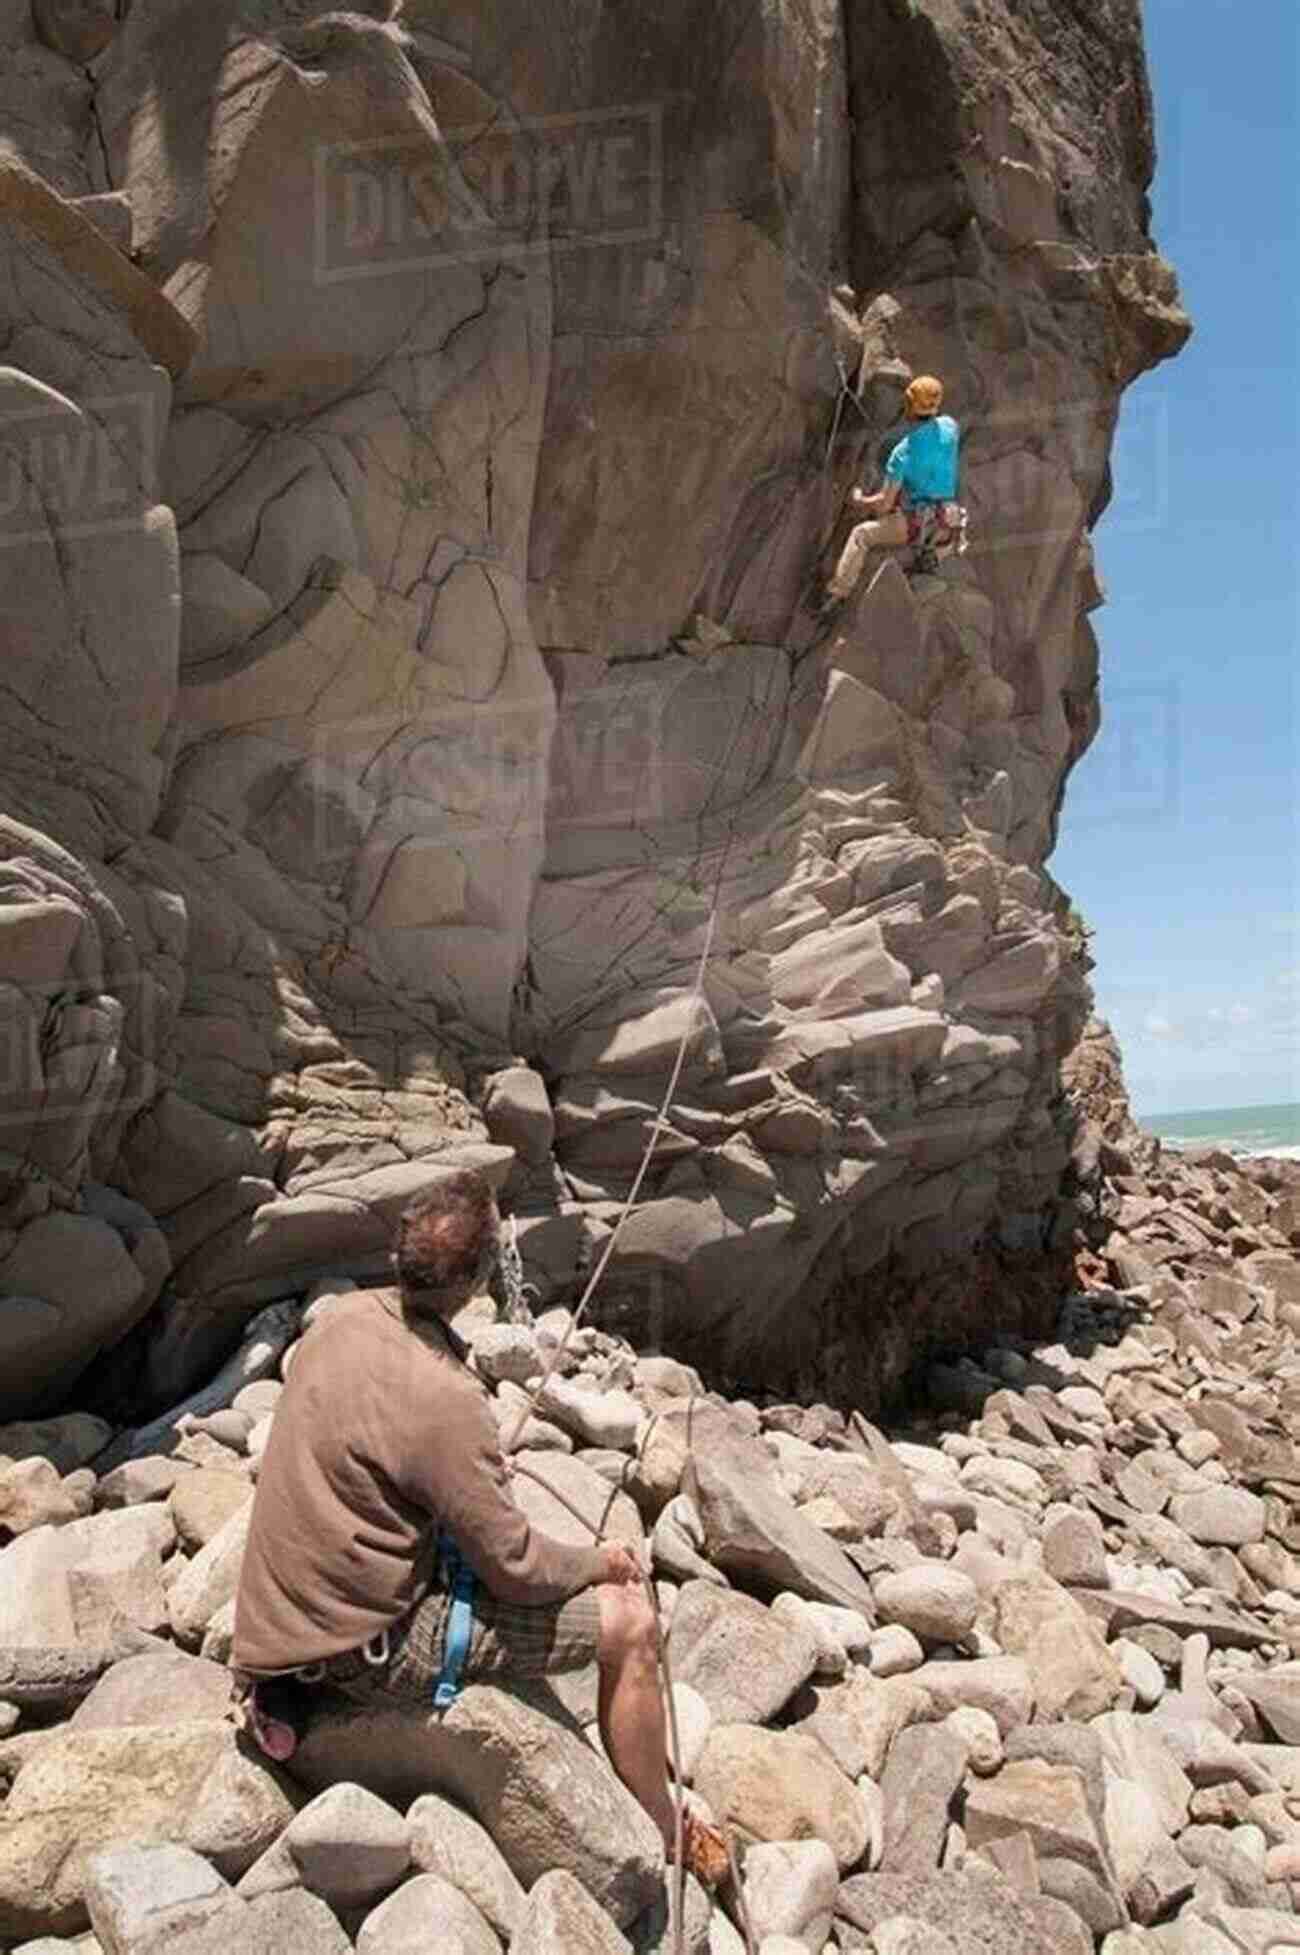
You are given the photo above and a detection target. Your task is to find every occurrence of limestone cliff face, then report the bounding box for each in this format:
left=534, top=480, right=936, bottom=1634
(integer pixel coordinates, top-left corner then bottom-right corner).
left=0, top=0, right=1188, bottom=1418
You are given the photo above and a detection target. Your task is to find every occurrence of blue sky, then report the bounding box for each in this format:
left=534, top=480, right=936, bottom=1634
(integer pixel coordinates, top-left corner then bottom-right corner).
left=1051, top=0, right=1300, bottom=1117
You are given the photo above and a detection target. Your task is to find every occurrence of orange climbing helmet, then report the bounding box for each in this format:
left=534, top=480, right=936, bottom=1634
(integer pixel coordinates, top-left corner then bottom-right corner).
left=905, top=374, right=944, bottom=417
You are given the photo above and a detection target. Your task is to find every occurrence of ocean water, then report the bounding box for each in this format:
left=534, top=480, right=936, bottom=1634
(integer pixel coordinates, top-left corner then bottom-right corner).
left=1138, top=1101, right=1300, bottom=1160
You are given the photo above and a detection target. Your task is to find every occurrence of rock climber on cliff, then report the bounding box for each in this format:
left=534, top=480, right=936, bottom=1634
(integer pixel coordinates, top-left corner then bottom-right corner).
left=824, top=373, right=968, bottom=607
left=230, top=1167, right=729, bottom=1890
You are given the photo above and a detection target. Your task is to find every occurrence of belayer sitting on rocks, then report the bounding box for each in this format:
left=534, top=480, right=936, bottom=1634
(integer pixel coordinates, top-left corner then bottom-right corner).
left=230, top=1167, right=729, bottom=1890
left=825, top=373, right=968, bottom=605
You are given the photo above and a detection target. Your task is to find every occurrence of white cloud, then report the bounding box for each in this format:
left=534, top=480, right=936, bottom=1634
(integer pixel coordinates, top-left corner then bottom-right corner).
left=1099, top=971, right=1300, bottom=1113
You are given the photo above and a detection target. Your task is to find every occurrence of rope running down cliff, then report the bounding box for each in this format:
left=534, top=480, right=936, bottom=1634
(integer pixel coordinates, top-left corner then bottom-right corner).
left=498, top=907, right=740, bottom=1955
left=501, top=904, right=718, bottom=1456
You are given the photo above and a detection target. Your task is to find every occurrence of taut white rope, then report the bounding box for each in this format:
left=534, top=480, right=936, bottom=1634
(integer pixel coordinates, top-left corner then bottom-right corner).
left=501, top=908, right=718, bottom=1457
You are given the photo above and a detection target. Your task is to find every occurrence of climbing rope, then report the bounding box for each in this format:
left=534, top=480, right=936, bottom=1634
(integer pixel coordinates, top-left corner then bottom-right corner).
left=501, top=906, right=718, bottom=1457
left=497, top=906, right=752, bottom=1955
left=511, top=1453, right=758, bottom=1955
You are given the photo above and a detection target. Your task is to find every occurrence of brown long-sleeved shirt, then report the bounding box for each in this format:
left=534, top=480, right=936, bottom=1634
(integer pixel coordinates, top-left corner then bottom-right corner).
left=232, top=1287, right=606, bottom=1675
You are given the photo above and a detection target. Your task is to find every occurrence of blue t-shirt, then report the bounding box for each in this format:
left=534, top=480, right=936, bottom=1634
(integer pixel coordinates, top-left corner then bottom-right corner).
left=885, top=414, right=960, bottom=505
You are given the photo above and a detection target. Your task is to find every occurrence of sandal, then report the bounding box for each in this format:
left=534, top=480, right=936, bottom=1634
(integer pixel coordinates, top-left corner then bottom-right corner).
left=668, top=1809, right=731, bottom=1893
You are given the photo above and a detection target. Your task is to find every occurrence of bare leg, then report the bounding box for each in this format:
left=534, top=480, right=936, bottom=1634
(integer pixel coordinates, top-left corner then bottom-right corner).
left=596, top=1583, right=676, bottom=1846
left=828, top=512, right=909, bottom=598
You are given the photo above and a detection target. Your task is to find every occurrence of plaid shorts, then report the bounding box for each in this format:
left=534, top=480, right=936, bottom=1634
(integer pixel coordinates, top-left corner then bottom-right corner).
left=314, top=1577, right=603, bottom=1708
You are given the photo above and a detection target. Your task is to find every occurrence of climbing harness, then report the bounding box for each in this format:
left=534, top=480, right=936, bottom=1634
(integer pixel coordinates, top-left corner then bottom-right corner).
left=284, top=1626, right=388, bottom=1689
left=432, top=1528, right=476, bottom=1712
left=904, top=495, right=968, bottom=568
left=362, top=1627, right=391, bottom=1667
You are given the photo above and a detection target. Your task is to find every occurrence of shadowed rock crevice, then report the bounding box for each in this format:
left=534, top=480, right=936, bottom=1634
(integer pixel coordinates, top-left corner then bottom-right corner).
left=842, top=0, right=969, bottom=288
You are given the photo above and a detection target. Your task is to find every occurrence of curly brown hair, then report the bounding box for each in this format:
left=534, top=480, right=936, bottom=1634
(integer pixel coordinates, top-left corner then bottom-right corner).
left=394, top=1168, right=499, bottom=1315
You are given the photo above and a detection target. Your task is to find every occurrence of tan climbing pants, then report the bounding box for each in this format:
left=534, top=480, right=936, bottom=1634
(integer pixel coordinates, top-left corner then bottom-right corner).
left=829, top=500, right=969, bottom=599
left=827, top=512, right=909, bottom=598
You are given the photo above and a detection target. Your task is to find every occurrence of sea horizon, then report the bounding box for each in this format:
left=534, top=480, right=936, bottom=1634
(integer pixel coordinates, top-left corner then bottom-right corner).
left=1137, top=1099, right=1300, bottom=1160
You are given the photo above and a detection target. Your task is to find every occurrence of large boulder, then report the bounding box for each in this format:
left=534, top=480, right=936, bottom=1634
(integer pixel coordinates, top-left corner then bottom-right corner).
left=356, top=1874, right=499, bottom=1955
left=684, top=1428, right=877, bottom=1614
left=511, top=1449, right=644, bottom=1548
left=836, top=1868, right=1055, bottom=1955
left=83, top=1841, right=233, bottom=1955
left=507, top=1869, right=634, bottom=1954
left=992, top=1571, right=1124, bottom=1722
left=0, top=1638, right=155, bottom=1717
left=237, top=1781, right=411, bottom=1913
left=0, top=1722, right=298, bottom=1941
left=963, top=1758, right=1121, bottom=1895
left=910, top=1658, right=1034, bottom=1738
left=1091, top=1711, right=1193, bottom=1838
left=0, top=1507, right=174, bottom=1648
left=793, top=1671, right=932, bottom=1781
left=879, top=1724, right=971, bottom=1875
left=1226, top=1667, right=1300, bottom=1745
left=84, top=1842, right=352, bottom=1955
left=873, top=1566, right=977, bottom=1646
left=668, top=1581, right=820, bottom=1725
left=0, top=1455, right=80, bottom=1534
left=694, top=1724, right=869, bottom=1872
left=70, top=1651, right=234, bottom=1731
left=0, top=1215, right=147, bottom=1419
left=167, top=1503, right=252, bottom=1645
left=741, top=1839, right=839, bottom=1952
left=407, top=1791, right=526, bottom=1940
left=289, top=1685, right=662, bottom=1927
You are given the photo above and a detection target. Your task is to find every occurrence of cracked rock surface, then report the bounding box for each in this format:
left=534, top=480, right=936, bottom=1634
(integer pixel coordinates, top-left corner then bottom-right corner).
left=0, top=0, right=1188, bottom=1416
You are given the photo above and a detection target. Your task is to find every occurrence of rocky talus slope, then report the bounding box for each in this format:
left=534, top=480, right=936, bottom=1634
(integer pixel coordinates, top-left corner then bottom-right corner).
left=1, top=1143, right=1300, bottom=1953
left=0, top=0, right=1188, bottom=1417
